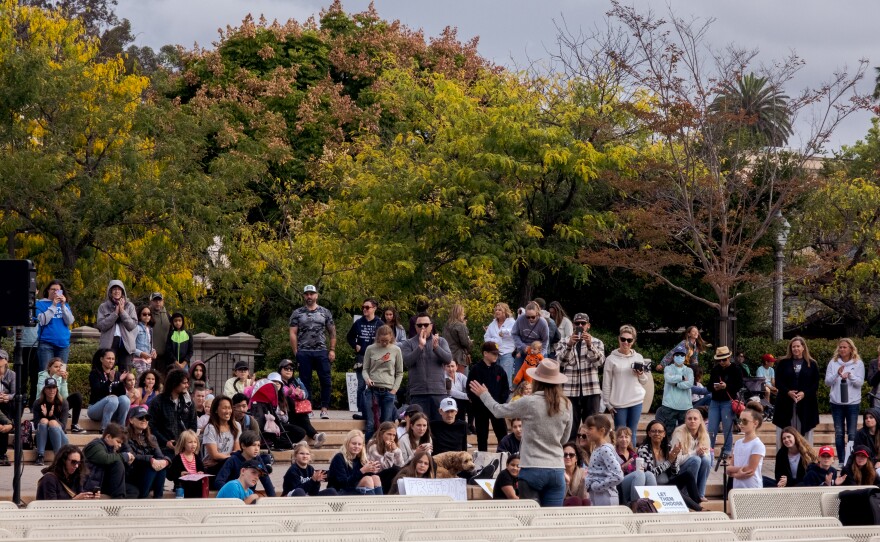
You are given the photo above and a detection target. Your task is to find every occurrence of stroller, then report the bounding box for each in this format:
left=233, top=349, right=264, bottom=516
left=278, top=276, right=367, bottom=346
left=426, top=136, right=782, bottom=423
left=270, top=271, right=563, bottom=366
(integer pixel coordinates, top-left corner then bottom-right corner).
left=739, top=376, right=774, bottom=421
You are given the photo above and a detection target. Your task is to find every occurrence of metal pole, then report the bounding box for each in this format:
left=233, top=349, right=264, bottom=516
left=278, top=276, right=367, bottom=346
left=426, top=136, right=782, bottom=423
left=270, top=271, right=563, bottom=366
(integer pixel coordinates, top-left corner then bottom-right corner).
left=12, top=327, right=24, bottom=505
left=772, top=248, right=784, bottom=341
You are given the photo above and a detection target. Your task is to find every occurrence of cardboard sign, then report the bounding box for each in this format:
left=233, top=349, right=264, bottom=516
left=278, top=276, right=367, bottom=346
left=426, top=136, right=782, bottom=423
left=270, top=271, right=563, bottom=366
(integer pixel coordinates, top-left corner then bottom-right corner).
left=346, top=372, right=358, bottom=411
left=397, top=477, right=468, bottom=501
left=475, top=479, right=496, bottom=497
left=635, top=485, right=689, bottom=513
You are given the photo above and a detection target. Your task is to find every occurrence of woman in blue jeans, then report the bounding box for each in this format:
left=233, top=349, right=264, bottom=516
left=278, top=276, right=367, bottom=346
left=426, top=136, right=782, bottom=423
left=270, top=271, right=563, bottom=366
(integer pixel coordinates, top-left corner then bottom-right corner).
left=87, top=349, right=131, bottom=432
left=601, top=325, right=648, bottom=438
left=825, top=338, right=865, bottom=460
left=706, top=347, right=743, bottom=458
left=35, top=280, right=75, bottom=368
left=470, top=360, right=573, bottom=507
left=671, top=408, right=712, bottom=500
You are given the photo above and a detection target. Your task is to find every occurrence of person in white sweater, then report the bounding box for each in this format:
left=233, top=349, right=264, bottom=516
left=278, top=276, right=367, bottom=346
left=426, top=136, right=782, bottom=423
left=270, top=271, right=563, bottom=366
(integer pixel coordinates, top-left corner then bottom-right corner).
left=601, top=324, right=648, bottom=438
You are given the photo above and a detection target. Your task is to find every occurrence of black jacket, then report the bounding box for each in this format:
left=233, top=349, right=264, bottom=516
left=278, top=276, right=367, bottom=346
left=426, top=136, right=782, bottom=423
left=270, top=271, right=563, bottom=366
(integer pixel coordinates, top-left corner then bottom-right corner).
left=166, top=452, right=205, bottom=485
left=36, top=471, right=83, bottom=500
left=708, top=363, right=743, bottom=402
left=121, top=430, right=166, bottom=476
left=467, top=362, right=510, bottom=411
left=774, top=447, right=807, bottom=486
left=799, top=462, right=838, bottom=486
left=773, top=357, right=820, bottom=435
left=148, top=392, right=197, bottom=449
left=89, top=369, right=126, bottom=403
left=283, top=463, right=322, bottom=496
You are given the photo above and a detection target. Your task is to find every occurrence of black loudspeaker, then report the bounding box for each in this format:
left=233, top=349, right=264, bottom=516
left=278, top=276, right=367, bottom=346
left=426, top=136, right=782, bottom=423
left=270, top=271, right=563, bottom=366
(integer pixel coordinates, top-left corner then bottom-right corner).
left=0, top=260, right=37, bottom=327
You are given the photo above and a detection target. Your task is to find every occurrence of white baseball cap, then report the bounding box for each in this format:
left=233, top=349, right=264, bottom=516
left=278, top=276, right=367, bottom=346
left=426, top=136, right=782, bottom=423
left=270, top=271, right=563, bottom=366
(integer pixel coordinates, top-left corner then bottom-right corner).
left=303, top=285, right=317, bottom=293
left=439, top=397, right=458, bottom=412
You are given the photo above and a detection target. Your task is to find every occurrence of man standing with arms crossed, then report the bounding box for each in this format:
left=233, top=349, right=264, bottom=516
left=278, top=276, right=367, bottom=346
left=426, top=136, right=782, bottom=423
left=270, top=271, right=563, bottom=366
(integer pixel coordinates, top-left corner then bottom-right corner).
left=346, top=298, right=384, bottom=421
left=401, top=313, right=452, bottom=421
left=289, top=285, right=336, bottom=420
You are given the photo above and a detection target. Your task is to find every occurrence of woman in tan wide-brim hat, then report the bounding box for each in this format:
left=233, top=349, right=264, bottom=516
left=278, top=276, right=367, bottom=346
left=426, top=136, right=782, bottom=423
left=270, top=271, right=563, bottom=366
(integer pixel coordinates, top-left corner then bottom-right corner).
left=469, top=360, right=572, bottom=507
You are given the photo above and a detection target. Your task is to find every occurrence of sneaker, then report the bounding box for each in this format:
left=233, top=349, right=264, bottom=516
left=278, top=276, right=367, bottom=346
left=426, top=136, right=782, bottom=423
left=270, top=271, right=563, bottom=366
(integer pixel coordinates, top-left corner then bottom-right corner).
left=313, top=432, right=326, bottom=449
left=352, top=413, right=364, bottom=420
left=0, top=455, right=9, bottom=466
left=70, top=424, right=85, bottom=433
left=320, top=410, right=330, bottom=420
left=34, top=454, right=44, bottom=466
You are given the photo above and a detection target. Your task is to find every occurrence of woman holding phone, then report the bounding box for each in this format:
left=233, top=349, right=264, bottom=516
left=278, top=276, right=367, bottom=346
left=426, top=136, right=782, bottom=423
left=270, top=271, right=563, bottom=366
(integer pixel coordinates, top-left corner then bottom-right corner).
left=36, top=280, right=75, bottom=369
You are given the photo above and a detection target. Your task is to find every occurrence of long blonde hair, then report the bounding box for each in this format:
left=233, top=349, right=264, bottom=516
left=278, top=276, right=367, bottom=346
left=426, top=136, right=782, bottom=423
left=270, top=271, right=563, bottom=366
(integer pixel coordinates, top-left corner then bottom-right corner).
left=533, top=380, right=570, bottom=417
left=836, top=338, right=861, bottom=362
left=781, top=426, right=817, bottom=468
left=339, top=429, right=367, bottom=468
left=671, top=409, right=709, bottom=452
left=447, top=303, right=466, bottom=324
left=174, top=430, right=200, bottom=456
left=785, top=336, right=815, bottom=367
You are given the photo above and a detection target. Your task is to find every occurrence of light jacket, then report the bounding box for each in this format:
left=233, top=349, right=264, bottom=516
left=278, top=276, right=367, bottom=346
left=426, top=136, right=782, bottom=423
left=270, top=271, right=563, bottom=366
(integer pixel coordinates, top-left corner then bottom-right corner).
left=825, top=357, right=865, bottom=406
left=95, top=280, right=138, bottom=353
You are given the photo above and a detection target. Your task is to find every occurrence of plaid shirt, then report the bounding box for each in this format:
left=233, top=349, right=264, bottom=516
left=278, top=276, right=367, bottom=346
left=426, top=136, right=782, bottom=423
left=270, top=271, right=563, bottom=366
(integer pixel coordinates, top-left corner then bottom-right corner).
left=557, top=337, right=605, bottom=397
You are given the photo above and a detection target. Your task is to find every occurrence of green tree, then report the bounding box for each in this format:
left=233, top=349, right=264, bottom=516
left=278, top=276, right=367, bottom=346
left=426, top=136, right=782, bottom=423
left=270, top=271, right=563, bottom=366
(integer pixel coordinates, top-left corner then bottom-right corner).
left=709, top=73, right=793, bottom=147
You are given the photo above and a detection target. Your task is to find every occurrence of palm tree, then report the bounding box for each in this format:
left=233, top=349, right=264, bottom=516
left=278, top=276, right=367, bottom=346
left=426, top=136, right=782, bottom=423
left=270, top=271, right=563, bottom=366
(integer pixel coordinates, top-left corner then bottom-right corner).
left=709, top=73, right=793, bottom=147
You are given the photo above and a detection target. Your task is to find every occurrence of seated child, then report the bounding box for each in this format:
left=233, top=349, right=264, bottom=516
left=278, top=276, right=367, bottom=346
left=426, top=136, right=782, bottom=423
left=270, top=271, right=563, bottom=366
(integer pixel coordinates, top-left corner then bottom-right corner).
left=493, top=453, right=520, bottom=499
left=283, top=441, right=339, bottom=497
left=497, top=418, right=522, bottom=455
left=214, top=430, right=275, bottom=496
left=390, top=449, right=437, bottom=494
left=167, top=429, right=206, bottom=498
left=513, top=341, right=543, bottom=385
left=83, top=423, right=132, bottom=499
left=216, top=459, right=266, bottom=503
left=801, top=446, right=846, bottom=486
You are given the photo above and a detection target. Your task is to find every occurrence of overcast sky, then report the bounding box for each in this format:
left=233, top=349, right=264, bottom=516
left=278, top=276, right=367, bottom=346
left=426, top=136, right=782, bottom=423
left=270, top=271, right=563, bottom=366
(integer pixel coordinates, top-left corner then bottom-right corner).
left=116, top=0, right=879, bottom=152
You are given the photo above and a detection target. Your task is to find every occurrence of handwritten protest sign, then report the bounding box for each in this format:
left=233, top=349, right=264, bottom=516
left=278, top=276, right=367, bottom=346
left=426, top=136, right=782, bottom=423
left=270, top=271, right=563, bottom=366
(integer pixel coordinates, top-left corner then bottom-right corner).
left=346, top=372, right=358, bottom=411
left=397, top=477, right=467, bottom=501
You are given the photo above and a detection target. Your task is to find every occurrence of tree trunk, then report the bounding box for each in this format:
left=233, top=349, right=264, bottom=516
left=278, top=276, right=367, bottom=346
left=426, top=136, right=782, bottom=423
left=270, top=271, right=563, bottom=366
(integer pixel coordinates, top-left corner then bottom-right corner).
left=515, top=266, right=533, bottom=309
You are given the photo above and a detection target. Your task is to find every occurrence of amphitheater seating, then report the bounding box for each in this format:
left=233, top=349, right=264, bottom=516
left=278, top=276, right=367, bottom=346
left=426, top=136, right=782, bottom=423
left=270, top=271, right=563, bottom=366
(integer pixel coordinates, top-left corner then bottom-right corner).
left=296, top=517, right=515, bottom=540
left=117, top=505, right=252, bottom=521
left=25, top=522, right=288, bottom=542
left=0, top=515, right=187, bottom=537
left=25, top=497, right=242, bottom=515
left=529, top=511, right=730, bottom=533
left=128, top=534, right=389, bottom=542
left=511, top=533, right=738, bottom=542
left=400, top=524, right=629, bottom=541
left=436, top=505, right=632, bottom=525
left=0, top=502, right=17, bottom=509
left=254, top=494, right=452, bottom=511
left=202, top=510, right=427, bottom=530
left=728, top=486, right=877, bottom=519
left=640, top=516, right=841, bottom=538
left=751, top=526, right=880, bottom=542
left=339, top=498, right=539, bottom=517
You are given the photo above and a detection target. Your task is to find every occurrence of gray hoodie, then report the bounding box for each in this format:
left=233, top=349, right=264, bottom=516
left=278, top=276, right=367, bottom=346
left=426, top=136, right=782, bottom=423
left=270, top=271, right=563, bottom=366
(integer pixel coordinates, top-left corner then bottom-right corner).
left=95, top=280, right=138, bottom=353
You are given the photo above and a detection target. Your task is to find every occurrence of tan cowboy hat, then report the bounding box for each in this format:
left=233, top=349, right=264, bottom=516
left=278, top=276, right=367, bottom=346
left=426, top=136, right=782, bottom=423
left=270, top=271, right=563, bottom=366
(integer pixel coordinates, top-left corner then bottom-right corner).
left=714, top=346, right=732, bottom=360
left=526, top=360, right=568, bottom=385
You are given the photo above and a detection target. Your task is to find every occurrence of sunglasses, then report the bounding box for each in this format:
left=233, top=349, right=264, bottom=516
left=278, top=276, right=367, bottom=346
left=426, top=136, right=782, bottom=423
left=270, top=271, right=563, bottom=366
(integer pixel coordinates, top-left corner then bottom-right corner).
left=619, top=337, right=634, bottom=343
left=574, top=322, right=587, bottom=326
left=133, top=416, right=150, bottom=421
left=67, top=459, right=81, bottom=466
left=527, top=316, right=537, bottom=321
left=415, top=323, right=431, bottom=328
left=576, top=433, right=588, bottom=439
left=140, top=312, right=151, bottom=317
left=563, top=453, right=577, bottom=458
left=648, top=429, right=665, bottom=435
left=362, top=305, right=373, bottom=310
left=737, top=418, right=750, bottom=424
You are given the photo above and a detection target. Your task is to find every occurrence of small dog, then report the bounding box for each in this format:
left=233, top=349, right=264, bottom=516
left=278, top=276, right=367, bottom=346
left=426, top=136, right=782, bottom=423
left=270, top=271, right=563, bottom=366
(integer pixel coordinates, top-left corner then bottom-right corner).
left=433, top=451, right=475, bottom=479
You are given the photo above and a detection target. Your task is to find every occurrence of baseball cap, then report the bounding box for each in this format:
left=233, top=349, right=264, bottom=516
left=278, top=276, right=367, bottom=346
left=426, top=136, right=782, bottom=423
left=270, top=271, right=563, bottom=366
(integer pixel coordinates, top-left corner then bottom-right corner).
left=241, top=458, right=268, bottom=475
left=481, top=341, right=499, bottom=354
left=0, top=349, right=8, bottom=361
left=818, top=446, right=834, bottom=457
left=303, top=285, right=317, bottom=294
left=278, top=359, right=294, bottom=371
left=127, top=405, right=151, bottom=422
left=673, top=345, right=688, bottom=356
left=43, top=377, right=58, bottom=388
left=572, top=313, right=590, bottom=324
left=439, top=397, right=458, bottom=412
left=234, top=360, right=249, bottom=371
left=853, top=444, right=871, bottom=458
left=761, top=354, right=776, bottom=364
left=150, top=292, right=163, bottom=300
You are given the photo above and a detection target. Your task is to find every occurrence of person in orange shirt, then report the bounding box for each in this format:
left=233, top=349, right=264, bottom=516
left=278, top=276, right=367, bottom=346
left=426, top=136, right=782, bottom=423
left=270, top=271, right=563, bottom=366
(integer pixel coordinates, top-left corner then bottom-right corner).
left=514, top=341, right=544, bottom=385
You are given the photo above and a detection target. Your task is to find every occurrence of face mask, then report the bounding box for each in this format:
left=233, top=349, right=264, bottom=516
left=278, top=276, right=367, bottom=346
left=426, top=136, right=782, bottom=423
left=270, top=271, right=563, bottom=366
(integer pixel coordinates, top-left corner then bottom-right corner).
left=673, top=355, right=685, bottom=366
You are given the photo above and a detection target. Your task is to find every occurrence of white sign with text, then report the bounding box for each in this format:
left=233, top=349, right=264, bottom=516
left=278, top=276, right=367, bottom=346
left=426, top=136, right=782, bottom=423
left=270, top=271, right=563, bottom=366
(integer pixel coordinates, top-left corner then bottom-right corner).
left=635, top=485, right=689, bottom=513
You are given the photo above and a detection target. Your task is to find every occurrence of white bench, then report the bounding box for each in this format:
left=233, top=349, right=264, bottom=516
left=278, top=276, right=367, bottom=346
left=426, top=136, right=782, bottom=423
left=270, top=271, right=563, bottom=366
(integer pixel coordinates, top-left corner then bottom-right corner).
left=25, top=498, right=242, bottom=515
left=438, top=504, right=632, bottom=525
left=752, top=526, right=880, bottom=542
left=530, top=511, right=730, bottom=534
left=297, top=518, right=515, bottom=540
left=26, top=522, right=287, bottom=542
left=401, top=524, right=629, bottom=541
left=729, top=486, right=876, bottom=519
left=128, top=533, right=389, bottom=542
left=640, top=516, right=841, bottom=539
left=339, top=499, right=540, bottom=517
left=511, top=533, right=737, bottom=542
left=254, top=495, right=452, bottom=511
left=202, top=511, right=427, bottom=531
left=117, top=505, right=248, bottom=521
left=0, top=515, right=186, bottom=537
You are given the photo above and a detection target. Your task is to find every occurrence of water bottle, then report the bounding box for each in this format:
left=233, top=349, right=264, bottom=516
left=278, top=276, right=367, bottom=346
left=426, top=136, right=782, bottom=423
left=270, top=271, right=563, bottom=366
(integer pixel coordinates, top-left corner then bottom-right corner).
left=175, top=487, right=184, bottom=499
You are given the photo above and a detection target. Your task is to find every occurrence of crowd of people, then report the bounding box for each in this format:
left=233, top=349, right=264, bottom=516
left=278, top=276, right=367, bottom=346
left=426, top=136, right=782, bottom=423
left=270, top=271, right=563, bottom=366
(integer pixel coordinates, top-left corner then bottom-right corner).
left=3, top=279, right=879, bottom=506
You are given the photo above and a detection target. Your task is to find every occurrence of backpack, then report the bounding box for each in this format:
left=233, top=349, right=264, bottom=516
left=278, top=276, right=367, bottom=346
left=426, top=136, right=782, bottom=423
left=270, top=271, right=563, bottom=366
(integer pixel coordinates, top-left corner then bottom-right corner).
left=20, top=420, right=34, bottom=450
left=838, top=488, right=880, bottom=526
